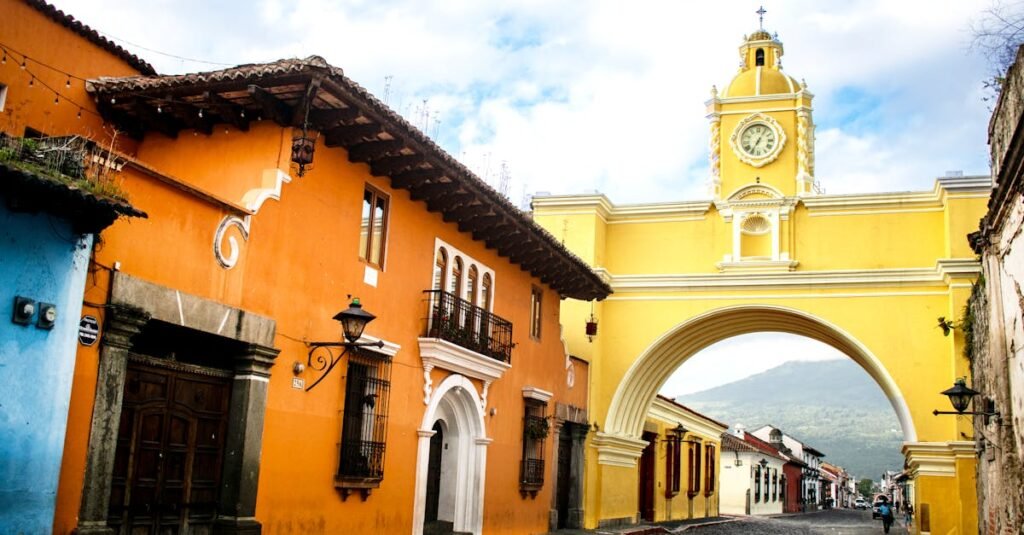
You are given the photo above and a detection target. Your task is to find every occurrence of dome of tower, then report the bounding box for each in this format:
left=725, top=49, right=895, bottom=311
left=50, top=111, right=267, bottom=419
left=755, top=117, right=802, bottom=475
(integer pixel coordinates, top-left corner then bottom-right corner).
left=722, top=68, right=800, bottom=98
left=720, top=30, right=802, bottom=98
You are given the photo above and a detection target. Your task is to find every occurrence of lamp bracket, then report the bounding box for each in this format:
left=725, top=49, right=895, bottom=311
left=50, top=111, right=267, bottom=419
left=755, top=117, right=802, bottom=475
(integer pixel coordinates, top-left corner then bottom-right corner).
left=304, top=340, right=385, bottom=391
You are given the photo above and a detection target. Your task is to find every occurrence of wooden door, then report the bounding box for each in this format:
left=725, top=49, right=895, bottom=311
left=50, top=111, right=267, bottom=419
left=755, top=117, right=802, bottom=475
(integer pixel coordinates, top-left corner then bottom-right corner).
left=424, top=421, right=444, bottom=523
left=107, top=360, right=232, bottom=534
left=555, top=429, right=573, bottom=528
left=638, top=431, right=658, bottom=522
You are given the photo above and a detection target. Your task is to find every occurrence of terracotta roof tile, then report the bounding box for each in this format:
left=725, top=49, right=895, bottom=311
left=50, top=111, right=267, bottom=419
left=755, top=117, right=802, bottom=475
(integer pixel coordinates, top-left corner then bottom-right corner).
left=24, top=0, right=156, bottom=75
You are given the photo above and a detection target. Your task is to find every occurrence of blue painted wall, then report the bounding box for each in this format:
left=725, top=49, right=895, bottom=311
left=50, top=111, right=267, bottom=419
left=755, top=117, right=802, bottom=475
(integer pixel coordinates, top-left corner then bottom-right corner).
left=0, top=204, right=93, bottom=534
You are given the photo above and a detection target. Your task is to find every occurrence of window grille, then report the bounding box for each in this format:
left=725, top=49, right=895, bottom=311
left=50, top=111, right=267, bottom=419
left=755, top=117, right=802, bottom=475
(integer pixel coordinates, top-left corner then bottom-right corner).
left=336, top=348, right=392, bottom=495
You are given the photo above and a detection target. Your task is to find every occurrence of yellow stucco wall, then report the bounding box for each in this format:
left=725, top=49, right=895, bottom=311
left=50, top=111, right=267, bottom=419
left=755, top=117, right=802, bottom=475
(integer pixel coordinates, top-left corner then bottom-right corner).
left=534, top=29, right=987, bottom=535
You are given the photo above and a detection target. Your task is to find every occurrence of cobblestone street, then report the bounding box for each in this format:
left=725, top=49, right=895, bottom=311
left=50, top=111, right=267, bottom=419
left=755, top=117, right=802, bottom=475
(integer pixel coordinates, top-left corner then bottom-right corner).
left=689, top=510, right=910, bottom=534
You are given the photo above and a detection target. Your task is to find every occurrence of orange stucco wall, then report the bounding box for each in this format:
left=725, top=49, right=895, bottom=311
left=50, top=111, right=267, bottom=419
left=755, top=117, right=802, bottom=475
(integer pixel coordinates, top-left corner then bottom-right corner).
left=4, top=4, right=589, bottom=533
left=0, top=0, right=141, bottom=146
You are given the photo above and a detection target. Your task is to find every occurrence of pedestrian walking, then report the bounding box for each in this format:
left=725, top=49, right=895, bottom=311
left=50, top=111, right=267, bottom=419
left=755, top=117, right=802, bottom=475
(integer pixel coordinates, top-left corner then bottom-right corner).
left=878, top=497, right=894, bottom=533
left=904, top=503, right=913, bottom=528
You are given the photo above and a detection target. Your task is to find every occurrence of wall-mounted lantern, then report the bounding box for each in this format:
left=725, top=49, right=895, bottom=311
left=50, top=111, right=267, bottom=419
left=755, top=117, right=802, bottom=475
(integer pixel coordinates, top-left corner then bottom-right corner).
left=291, top=127, right=318, bottom=177
left=303, top=297, right=384, bottom=391
left=759, top=458, right=769, bottom=470
left=933, top=377, right=1000, bottom=424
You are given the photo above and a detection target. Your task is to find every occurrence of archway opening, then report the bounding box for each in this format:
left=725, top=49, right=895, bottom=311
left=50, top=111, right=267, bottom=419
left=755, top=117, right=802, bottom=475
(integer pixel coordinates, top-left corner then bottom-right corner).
left=604, top=305, right=916, bottom=444
left=660, top=332, right=906, bottom=511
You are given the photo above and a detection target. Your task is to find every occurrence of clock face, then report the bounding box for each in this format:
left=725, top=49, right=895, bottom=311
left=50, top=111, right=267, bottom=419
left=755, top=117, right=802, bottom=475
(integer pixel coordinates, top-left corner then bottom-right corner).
left=739, top=123, right=777, bottom=158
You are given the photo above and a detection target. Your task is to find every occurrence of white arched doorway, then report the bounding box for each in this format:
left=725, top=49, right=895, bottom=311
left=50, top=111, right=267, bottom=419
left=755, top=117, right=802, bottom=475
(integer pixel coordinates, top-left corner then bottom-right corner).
left=412, top=374, right=490, bottom=535
left=596, top=305, right=917, bottom=465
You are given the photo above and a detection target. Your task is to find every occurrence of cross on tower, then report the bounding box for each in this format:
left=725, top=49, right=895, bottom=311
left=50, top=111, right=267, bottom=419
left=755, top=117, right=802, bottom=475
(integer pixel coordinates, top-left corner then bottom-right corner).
left=757, top=6, right=767, bottom=29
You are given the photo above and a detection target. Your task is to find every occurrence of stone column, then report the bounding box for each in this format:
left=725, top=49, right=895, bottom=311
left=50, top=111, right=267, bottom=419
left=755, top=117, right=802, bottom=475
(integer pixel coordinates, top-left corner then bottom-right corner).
left=76, top=305, right=150, bottom=535
left=213, top=344, right=279, bottom=535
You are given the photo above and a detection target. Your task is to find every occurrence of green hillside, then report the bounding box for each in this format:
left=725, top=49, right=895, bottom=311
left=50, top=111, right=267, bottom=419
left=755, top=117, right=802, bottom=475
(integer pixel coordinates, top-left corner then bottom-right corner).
left=675, top=359, right=904, bottom=480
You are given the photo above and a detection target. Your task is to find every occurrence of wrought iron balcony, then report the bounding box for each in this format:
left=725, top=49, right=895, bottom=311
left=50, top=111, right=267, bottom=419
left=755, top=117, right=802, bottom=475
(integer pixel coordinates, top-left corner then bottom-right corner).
left=520, top=458, right=545, bottom=488
left=424, top=290, right=513, bottom=363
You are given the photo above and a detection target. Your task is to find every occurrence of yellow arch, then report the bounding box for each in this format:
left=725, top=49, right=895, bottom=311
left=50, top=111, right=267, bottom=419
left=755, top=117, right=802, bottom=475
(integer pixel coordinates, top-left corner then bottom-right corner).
left=603, top=304, right=916, bottom=444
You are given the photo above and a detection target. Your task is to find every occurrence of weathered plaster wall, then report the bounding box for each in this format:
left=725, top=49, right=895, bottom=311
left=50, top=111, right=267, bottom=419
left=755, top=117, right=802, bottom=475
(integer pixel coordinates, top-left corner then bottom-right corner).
left=971, top=43, right=1024, bottom=535
left=0, top=205, right=92, bottom=534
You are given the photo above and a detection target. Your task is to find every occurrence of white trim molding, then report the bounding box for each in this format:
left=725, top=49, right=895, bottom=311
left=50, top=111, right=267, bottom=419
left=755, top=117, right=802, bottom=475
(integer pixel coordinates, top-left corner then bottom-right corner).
left=649, top=398, right=728, bottom=439
left=522, top=386, right=553, bottom=403
left=604, top=259, right=980, bottom=293
left=418, top=338, right=510, bottom=409
left=590, top=432, right=648, bottom=468
left=902, top=441, right=975, bottom=478
left=214, top=168, right=291, bottom=268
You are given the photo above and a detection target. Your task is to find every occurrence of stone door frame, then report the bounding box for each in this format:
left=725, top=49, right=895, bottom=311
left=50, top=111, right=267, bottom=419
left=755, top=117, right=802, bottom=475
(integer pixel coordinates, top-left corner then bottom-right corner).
left=75, top=273, right=278, bottom=535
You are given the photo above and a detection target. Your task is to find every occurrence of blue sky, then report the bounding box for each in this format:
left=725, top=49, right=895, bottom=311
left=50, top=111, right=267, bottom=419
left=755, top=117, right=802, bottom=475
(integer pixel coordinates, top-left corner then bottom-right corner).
left=55, top=0, right=995, bottom=204
left=51, top=0, right=997, bottom=393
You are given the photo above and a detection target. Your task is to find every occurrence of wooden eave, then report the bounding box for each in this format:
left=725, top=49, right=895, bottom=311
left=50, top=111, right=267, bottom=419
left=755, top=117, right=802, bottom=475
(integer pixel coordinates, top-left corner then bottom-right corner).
left=86, top=57, right=611, bottom=301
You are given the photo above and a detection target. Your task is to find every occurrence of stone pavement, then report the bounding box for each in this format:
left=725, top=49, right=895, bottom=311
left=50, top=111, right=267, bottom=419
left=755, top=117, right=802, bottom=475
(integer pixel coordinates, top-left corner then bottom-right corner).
left=552, top=509, right=910, bottom=534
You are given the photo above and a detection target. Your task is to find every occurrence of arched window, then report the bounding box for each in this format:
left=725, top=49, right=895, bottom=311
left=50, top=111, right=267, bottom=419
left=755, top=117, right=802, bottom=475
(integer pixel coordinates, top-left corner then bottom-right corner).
left=450, top=257, right=463, bottom=297
left=481, top=273, right=492, bottom=311
left=433, top=248, right=448, bottom=291
left=467, top=265, right=479, bottom=306
left=755, top=48, right=765, bottom=66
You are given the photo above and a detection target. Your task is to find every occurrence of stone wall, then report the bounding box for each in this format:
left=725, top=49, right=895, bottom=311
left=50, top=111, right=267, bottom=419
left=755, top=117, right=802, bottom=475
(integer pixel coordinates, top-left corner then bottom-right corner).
left=971, top=43, right=1024, bottom=535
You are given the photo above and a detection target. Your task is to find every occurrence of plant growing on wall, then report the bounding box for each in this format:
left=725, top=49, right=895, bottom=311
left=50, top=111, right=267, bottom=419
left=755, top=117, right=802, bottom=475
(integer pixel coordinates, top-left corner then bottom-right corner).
left=524, top=415, right=550, bottom=440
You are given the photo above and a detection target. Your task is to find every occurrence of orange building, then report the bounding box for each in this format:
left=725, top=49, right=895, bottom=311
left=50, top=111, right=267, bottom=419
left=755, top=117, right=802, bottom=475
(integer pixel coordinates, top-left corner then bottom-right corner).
left=1, top=2, right=610, bottom=533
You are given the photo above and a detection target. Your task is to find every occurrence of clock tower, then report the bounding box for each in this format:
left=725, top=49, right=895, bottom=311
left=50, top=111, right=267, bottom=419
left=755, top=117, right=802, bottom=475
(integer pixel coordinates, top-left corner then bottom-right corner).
left=706, top=27, right=815, bottom=270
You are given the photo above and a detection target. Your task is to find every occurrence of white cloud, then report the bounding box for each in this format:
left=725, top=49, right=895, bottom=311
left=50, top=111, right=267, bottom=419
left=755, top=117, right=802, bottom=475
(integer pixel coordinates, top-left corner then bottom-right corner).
left=51, top=0, right=995, bottom=205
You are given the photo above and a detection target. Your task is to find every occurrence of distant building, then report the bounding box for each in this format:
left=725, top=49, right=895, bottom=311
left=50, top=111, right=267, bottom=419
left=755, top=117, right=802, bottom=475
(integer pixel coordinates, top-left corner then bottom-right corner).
left=751, top=425, right=825, bottom=511
left=639, top=396, right=728, bottom=523
left=720, top=426, right=787, bottom=516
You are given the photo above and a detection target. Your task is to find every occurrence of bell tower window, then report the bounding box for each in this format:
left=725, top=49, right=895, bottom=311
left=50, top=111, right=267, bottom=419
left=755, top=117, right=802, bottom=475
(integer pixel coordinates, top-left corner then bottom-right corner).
left=755, top=48, right=765, bottom=66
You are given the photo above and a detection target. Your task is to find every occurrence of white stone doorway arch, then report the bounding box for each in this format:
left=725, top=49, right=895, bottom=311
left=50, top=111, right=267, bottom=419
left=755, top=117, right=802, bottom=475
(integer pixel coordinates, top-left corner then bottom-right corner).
left=412, top=374, right=490, bottom=535
left=596, top=304, right=917, bottom=465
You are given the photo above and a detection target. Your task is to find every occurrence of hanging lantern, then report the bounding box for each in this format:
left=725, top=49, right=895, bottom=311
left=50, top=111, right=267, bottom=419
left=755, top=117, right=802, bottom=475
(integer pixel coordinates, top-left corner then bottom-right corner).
left=585, top=313, right=598, bottom=342
left=291, top=127, right=317, bottom=176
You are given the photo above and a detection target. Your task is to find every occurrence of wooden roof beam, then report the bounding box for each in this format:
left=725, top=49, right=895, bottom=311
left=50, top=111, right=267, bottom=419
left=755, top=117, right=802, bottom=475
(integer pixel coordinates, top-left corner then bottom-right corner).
left=247, top=84, right=291, bottom=125
left=426, top=192, right=474, bottom=212
left=291, top=78, right=323, bottom=127
left=204, top=91, right=250, bottom=131
left=323, top=123, right=384, bottom=147
left=391, top=168, right=444, bottom=189
left=347, top=139, right=406, bottom=163
left=132, top=98, right=179, bottom=139
left=171, top=101, right=213, bottom=135
left=446, top=203, right=491, bottom=224
left=409, top=182, right=458, bottom=202
left=369, top=154, right=425, bottom=177
left=308, top=107, right=361, bottom=129
left=458, top=214, right=506, bottom=233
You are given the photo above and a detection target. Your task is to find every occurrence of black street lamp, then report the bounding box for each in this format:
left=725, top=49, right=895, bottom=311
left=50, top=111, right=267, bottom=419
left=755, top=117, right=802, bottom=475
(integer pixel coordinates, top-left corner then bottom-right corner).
left=304, top=297, right=384, bottom=391
left=933, top=377, right=1000, bottom=422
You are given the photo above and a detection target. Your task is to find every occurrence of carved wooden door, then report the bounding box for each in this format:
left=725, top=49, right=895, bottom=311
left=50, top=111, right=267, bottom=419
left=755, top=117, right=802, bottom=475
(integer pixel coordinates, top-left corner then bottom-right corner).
left=107, top=360, right=232, bottom=534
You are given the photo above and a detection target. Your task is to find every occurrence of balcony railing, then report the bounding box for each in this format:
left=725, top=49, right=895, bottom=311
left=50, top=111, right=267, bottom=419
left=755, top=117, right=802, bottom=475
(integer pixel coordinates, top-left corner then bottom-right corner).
left=424, top=290, right=513, bottom=363
left=520, top=459, right=545, bottom=488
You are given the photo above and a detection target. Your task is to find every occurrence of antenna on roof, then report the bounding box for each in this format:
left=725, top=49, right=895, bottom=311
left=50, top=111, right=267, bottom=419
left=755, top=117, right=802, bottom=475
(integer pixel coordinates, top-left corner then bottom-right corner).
left=382, top=75, right=393, bottom=105
left=498, top=161, right=511, bottom=198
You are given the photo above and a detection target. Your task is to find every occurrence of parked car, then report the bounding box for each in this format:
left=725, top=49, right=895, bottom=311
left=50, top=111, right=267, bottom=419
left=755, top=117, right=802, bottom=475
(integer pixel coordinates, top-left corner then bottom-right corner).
left=872, top=499, right=889, bottom=519
left=855, top=498, right=868, bottom=509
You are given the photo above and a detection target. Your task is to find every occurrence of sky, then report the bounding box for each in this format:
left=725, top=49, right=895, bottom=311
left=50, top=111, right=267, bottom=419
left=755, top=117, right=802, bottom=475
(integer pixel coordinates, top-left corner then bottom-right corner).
left=50, top=0, right=997, bottom=393
left=54, top=0, right=995, bottom=206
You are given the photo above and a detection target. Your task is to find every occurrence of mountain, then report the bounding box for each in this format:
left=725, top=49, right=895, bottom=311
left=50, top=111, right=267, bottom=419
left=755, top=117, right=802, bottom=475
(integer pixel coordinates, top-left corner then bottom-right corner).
left=675, top=359, right=904, bottom=480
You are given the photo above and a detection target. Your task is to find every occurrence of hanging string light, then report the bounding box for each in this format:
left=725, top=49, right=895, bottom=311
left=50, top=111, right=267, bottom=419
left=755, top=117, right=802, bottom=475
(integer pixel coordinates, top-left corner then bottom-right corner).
left=1, top=49, right=6, bottom=65
left=65, top=75, right=71, bottom=88
left=28, top=75, right=34, bottom=87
